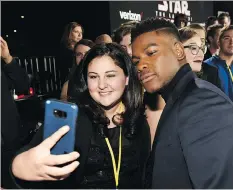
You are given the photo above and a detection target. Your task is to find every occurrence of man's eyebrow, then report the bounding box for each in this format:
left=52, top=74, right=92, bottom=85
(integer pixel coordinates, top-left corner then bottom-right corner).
left=144, top=43, right=158, bottom=51
left=132, top=43, right=158, bottom=60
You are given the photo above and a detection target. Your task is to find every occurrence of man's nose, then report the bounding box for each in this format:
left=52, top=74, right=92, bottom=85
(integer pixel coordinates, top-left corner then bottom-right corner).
left=137, top=60, right=148, bottom=72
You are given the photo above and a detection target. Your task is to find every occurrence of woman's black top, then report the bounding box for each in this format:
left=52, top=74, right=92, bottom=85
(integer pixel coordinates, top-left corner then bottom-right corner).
left=79, top=126, right=145, bottom=189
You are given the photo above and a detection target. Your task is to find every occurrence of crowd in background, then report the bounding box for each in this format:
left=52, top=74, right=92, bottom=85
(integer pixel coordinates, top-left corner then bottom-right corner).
left=1, top=10, right=233, bottom=189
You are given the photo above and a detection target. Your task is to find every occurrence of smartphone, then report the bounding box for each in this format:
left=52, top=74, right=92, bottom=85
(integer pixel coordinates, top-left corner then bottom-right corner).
left=43, top=99, right=78, bottom=155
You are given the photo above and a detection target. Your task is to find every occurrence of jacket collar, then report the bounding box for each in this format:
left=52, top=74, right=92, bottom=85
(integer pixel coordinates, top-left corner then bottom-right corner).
left=158, top=63, right=195, bottom=103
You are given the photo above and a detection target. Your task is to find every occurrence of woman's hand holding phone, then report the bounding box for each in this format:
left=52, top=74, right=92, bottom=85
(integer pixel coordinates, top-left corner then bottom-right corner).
left=12, top=126, right=80, bottom=181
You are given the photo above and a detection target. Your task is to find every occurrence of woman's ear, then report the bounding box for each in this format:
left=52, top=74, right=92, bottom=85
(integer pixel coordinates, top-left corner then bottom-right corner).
left=174, top=41, right=186, bottom=61
left=125, top=76, right=129, bottom=86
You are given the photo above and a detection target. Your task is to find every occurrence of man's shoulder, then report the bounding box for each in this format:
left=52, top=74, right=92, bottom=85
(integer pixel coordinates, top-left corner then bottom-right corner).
left=181, top=77, right=233, bottom=106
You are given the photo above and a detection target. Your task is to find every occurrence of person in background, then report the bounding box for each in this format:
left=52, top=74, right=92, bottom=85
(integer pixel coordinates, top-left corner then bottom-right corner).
left=205, top=16, right=218, bottom=31
left=218, top=12, right=231, bottom=27
left=179, top=27, right=205, bottom=73
left=174, top=13, right=188, bottom=29
left=11, top=43, right=150, bottom=189
left=60, top=39, right=95, bottom=101
left=112, top=23, right=136, bottom=57
left=186, top=23, right=206, bottom=46
left=131, top=17, right=233, bottom=188
left=95, top=34, right=112, bottom=44
left=203, top=25, right=233, bottom=101
left=1, top=36, right=29, bottom=188
left=58, top=22, right=84, bottom=84
left=204, top=24, right=224, bottom=60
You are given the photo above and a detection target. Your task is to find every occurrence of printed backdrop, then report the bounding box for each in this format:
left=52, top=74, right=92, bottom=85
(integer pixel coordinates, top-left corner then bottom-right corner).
left=109, top=1, right=213, bottom=31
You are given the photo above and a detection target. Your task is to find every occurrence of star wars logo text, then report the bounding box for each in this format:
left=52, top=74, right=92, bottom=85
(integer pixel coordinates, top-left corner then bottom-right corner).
left=156, top=1, right=192, bottom=23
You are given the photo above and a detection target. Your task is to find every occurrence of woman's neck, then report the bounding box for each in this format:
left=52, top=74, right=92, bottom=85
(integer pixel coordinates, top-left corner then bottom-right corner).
left=104, top=102, right=121, bottom=129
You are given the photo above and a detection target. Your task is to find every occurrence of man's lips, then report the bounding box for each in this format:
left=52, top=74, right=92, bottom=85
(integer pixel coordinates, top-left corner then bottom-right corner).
left=139, top=73, right=156, bottom=83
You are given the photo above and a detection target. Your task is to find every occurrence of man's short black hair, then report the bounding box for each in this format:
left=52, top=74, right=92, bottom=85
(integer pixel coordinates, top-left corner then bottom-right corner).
left=74, top=39, right=95, bottom=51
left=205, top=16, right=218, bottom=29
left=131, top=17, right=181, bottom=43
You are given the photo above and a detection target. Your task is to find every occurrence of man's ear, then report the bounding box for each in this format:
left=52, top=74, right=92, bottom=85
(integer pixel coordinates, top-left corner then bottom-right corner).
left=174, top=41, right=186, bottom=61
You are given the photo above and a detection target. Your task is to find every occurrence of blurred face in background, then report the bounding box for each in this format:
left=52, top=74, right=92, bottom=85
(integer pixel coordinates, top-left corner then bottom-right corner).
left=183, top=35, right=205, bottom=72
left=70, top=26, right=83, bottom=44
left=74, top=44, right=90, bottom=65
left=120, top=33, right=132, bottom=57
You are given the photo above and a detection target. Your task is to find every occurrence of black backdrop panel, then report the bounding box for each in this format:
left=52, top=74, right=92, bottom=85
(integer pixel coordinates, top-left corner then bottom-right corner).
left=110, top=1, right=213, bottom=31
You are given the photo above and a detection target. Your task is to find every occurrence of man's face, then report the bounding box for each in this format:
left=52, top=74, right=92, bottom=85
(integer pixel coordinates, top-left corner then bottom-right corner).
left=75, top=44, right=91, bottom=65
left=219, top=29, right=233, bottom=56
left=132, top=31, right=183, bottom=93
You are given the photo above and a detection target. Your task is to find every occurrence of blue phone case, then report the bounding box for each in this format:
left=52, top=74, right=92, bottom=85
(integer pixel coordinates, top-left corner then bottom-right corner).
left=43, top=99, right=78, bottom=155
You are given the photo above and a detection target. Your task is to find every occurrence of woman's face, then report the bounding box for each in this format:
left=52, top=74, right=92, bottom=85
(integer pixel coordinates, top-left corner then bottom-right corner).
left=70, top=26, right=83, bottom=43
left=87, top=55, right=128, bottom=108
left=183, top=35, right=204, bottom=72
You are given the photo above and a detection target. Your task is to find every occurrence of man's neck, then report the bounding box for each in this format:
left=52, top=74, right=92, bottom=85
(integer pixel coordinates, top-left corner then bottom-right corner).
left=219, top=52, right=233, bottom=66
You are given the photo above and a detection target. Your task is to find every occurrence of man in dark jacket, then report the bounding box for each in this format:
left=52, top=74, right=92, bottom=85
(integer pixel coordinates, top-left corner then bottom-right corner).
left=131, top=17, right=233, bottom=188
left=1, top=36, right=29, bottom=188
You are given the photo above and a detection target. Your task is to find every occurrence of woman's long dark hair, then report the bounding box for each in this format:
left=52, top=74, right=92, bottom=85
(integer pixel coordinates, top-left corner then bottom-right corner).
left=69, top=43, right=144, bottom=138
left=60, top=22, right=84, bottom=49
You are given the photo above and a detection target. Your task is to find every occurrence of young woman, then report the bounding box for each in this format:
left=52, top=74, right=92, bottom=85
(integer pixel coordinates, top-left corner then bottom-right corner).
left=179, top=27, right=205, bottom=72
left=58, top=22, right=84, bottom=84
left=11, top=43, right=151, bottom=189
